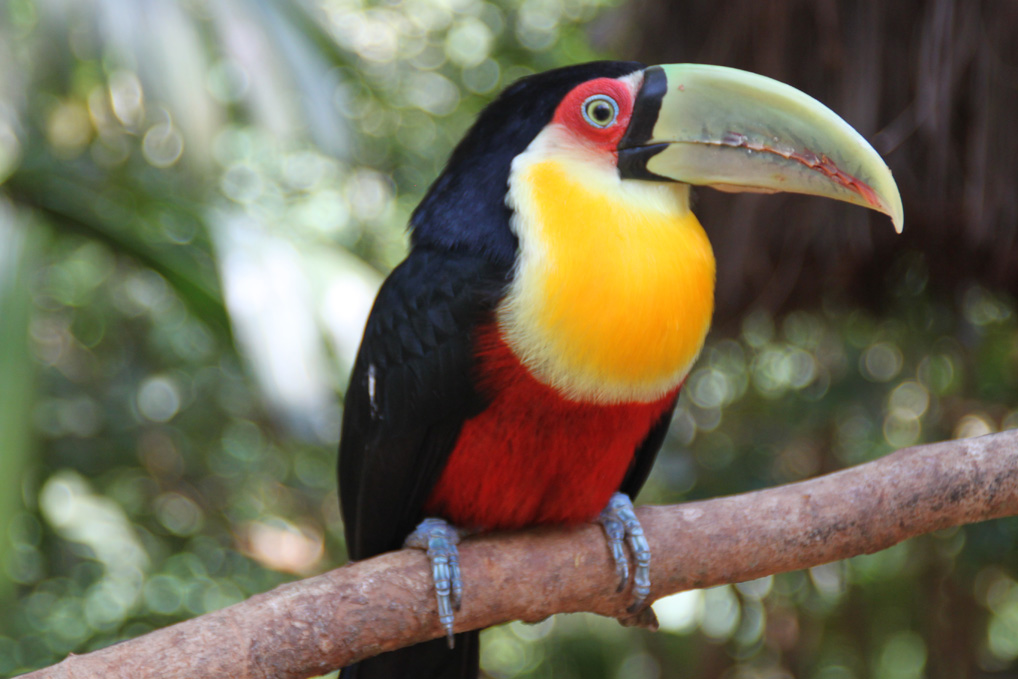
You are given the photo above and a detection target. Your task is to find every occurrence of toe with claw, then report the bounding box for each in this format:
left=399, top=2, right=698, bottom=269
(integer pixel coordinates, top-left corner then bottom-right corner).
left=405, top=517, right=464, bottom=648
left=597, top=492, right=652, bottom=613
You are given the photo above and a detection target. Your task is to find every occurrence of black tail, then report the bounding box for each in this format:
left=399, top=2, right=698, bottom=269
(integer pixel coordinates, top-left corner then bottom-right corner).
left=340, top=631, right=480, bottom=679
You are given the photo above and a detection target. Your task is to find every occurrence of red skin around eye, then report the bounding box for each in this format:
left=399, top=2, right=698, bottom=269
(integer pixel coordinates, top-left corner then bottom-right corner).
left=551, top=78, right=634, bottom=153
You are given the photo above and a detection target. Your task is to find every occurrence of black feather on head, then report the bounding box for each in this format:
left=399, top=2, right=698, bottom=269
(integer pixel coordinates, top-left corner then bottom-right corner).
left=410, top=61, right=645, bottom=268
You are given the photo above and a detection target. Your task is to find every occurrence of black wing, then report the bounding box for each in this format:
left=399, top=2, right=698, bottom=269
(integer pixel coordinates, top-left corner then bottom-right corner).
left=338, top=248, right=508, bottom=560
left=617, top=394, right=679, bottom=500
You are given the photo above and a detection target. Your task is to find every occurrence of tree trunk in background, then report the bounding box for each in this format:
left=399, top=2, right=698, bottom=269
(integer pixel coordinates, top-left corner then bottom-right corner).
left=596, top=0, right=1018, bottom=325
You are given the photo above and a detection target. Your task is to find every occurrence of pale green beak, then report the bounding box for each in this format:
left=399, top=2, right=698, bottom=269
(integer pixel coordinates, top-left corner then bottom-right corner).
left=618, top=64, right=903, bottom=232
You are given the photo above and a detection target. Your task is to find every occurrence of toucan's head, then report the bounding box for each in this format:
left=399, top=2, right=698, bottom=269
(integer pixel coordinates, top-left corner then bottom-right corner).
left=411, top=60, right=902, bottom=267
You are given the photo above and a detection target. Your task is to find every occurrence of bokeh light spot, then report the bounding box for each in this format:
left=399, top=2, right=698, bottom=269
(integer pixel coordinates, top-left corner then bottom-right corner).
left=108, top=70, right=145, bottom=128
left=875, top=631, right=926, bottom=679
left=888, top=381, right=929, bottom=420
left=616, top=652, right=661, bottom=679
left=137, top=375, right=182, bottom=423
left=142, top=122, right=184, bottom=168
left=445, top=18, right=493, bottom=67
left=155, top=492, right=205, bottom=536
left=701, top=585, right=740, bottom=640
left=46, top=100, right=92, bottom=157
left=861, top=342, right=903, bottom=382
left=954, top=413, right=994, bottom=439
left=654, top=589, right=703, bottom=633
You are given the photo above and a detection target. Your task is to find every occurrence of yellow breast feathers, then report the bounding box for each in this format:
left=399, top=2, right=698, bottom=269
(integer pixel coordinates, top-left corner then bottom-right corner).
left=499, top=134, right=716, bottom=404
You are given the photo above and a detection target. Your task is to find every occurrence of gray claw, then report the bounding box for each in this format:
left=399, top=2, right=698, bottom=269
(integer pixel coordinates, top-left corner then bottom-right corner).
left=405, top=517, right=463, bottom=648
left=618, top=606, right=660, bottom=630
left=597, top=493, right=652, bottom=610
left=598, top=510, right=630, bottom=592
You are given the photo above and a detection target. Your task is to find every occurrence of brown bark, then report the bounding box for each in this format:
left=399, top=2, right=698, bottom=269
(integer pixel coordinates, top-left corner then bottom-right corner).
left=20, top=429, right=1018, bottom=679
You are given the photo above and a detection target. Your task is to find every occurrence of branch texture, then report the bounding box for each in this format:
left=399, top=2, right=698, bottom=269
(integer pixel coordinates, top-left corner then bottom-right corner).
left=21, top=429, right=1018, bottom=679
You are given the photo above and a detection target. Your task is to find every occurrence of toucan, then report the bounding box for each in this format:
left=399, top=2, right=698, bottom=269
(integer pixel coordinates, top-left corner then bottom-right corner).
left=338, top=61, right=902, bottom=679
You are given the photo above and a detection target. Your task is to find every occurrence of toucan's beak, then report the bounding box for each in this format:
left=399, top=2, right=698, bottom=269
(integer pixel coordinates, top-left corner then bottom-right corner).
left=618, top=64, right=903, bottom=232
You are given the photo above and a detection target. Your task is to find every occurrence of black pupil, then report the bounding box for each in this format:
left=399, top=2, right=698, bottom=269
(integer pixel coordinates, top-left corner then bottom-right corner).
left=590, top=100, right=613, bottom=124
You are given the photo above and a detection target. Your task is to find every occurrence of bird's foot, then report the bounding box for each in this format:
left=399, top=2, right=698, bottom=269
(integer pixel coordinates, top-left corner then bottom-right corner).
left=404, top=517, right=463, bottom=648
left=597, top=492, right=653, bottom=615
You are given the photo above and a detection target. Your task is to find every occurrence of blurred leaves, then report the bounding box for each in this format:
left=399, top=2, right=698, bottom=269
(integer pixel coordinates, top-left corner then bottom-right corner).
left=0, top=0, right=618, bottom=674
left=0, top=0, right=1016, bottom=678
left=0, top=201, right=42, bottom=614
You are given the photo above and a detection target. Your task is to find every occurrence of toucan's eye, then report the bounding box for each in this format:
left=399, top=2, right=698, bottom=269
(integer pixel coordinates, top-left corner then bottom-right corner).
left=581, top=95, right=619, bottom=128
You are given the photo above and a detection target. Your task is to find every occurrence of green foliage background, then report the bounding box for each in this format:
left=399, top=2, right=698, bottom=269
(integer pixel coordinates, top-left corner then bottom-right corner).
left=0, top=1, right=1016, bottom=678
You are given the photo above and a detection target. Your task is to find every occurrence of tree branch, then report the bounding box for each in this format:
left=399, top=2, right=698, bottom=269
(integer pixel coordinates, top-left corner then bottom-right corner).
left=20, top=430, right=1018, bottom=679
